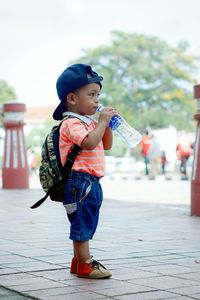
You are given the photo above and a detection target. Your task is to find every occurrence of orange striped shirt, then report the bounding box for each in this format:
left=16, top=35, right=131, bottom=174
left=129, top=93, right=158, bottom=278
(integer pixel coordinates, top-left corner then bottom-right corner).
left=59, top=113, right=105, bottom=177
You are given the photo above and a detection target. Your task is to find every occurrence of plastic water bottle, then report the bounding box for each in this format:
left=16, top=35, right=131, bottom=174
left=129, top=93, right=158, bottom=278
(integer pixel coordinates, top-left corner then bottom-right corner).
left=96, top=104, right=142, bottom=148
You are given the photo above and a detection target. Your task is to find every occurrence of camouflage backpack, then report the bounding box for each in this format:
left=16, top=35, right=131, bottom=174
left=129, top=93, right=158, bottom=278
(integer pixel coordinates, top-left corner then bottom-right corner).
left=30, top=119, right=81, bottom=209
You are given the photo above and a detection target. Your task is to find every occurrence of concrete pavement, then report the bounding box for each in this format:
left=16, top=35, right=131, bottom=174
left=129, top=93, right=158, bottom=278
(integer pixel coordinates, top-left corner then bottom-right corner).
left=1, top=177, right=200, bottom=299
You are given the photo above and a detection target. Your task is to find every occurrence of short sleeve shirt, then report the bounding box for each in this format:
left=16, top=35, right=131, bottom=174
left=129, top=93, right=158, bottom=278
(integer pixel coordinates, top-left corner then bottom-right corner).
left=59, top=112, right=105, bottom=177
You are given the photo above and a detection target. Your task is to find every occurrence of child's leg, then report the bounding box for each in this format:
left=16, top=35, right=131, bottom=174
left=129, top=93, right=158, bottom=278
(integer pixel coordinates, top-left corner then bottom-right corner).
left=70, top=240, right=90, bottom=274
left=73, top=240, right=90, bottom=262
left=72, top=240, right=111, bottom=279
left=65, top=172, right=111, bottom=278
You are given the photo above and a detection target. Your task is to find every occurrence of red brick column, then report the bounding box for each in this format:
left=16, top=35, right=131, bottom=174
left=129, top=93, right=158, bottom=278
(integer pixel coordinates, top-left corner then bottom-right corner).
left=2, top=102, right=29, bottom=188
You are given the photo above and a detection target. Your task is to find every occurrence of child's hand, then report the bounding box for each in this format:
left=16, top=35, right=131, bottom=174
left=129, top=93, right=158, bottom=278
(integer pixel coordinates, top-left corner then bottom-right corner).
left=98, top=107, right=119, bottom=126
left=82, top=106, right=118, bottom=150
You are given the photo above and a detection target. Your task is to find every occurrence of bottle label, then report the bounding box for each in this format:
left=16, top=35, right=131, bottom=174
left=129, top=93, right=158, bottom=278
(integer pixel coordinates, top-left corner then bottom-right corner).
left=109, top=115, right=123, bottom=130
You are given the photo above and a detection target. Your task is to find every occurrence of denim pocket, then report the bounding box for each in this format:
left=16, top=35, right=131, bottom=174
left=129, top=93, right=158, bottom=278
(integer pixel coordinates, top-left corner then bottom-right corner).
left=79, top=179, right=92, bottom=202
left=64, top=202, right=77, bottom=214
left=63, top=176, right=92, bottom=215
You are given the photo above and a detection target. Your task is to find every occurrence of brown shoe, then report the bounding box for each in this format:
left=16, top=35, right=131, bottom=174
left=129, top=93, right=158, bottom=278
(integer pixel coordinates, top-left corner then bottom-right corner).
left=77, top=258, right=112, bottom=279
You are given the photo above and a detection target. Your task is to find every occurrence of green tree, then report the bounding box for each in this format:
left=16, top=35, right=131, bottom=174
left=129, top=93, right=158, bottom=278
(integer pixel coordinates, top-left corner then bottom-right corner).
left=73, top=31, right=199, bottom=131
left=0, top=80, right=17, bottom=126
left=26, top=120, right=56, bottom=150
left=0, top=80, right=16, bottom=103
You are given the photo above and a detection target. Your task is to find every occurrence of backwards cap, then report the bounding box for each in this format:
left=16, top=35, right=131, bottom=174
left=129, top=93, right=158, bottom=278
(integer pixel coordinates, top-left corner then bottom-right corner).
left=53, top=64, right=103, bottom=120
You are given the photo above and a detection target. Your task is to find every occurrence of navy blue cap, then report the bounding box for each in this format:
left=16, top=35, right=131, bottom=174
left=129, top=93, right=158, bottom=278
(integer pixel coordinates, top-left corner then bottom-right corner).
left=53, top=64, right=103, bottom=120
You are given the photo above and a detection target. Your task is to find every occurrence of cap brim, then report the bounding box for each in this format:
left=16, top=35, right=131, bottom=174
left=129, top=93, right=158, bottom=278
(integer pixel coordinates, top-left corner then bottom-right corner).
left=52, top=101, right=66, bottom=120
left=88, top=76, right=103, bottom=85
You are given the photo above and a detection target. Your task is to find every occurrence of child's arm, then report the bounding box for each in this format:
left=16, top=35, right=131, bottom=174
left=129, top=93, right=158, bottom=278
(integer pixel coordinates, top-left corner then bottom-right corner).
left=81, top=107, right=117, bottom=150
left=102, top=127, right=113, bottom=150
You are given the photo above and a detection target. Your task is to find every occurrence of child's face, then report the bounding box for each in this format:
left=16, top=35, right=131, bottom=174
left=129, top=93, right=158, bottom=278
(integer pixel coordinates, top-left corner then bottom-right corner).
left=72, top=83, right=101, bottom=115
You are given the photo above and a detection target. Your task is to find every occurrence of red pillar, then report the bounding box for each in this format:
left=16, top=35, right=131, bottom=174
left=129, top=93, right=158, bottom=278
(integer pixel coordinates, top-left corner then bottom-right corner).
left=191, top=85, right=200, bottom=216
left=2, top=102, right=29, bottom=189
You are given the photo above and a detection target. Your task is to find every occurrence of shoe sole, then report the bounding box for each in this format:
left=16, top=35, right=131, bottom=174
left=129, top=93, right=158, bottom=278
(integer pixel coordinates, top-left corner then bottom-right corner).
left=77, top=274, right=112, bottom=279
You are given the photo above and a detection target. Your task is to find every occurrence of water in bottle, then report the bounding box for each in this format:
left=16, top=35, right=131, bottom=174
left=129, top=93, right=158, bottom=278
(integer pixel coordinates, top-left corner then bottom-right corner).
left=96, top=104, right=142, bottom=147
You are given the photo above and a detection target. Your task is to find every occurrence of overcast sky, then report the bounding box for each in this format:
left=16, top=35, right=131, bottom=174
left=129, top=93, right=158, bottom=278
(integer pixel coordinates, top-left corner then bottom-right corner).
left=1, top=0, right=200, bottom=107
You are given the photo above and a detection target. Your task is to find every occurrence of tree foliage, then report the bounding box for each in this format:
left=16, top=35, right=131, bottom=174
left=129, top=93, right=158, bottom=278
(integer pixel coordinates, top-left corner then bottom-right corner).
left=26, top=120, right=55, bottom=150
left=0, top=80, right=16, bottom=104
left=73, top=31, right=199, bottom=131
left=0, top=80, right=17, bottom=126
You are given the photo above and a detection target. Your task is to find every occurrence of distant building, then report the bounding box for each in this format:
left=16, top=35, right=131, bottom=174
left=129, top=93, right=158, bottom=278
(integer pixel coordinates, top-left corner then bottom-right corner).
left=24, top=106, right=55, bottom=134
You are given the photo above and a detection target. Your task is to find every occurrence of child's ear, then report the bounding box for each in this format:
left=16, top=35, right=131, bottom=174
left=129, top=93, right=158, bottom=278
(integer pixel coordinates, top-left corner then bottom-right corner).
left=67, top=93, right=76, bottom=105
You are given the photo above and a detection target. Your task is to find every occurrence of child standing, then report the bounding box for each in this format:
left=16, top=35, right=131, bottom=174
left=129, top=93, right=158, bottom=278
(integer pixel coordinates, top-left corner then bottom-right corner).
left=53, top=64, right=117, bottom=279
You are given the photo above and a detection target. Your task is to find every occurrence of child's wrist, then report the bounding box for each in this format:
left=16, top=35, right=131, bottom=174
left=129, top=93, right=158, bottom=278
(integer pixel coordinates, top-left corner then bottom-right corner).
left=98, top=119, right=108, bottom=127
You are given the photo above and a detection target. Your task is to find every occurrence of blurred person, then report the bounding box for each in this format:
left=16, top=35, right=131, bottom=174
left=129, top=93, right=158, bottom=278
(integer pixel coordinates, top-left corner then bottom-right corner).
left=147, top=134, right=161, bottom=180
left=161, top=150, right=167, bottom=175
left=140, top=129, right=151, bottom=176
left=28, top=149, right=38, bottom=177
left=30, top=150, right=38, bottom=176
left=160, top=150, right=172, bottom=180
left=176, top=137, right=193, bottom=180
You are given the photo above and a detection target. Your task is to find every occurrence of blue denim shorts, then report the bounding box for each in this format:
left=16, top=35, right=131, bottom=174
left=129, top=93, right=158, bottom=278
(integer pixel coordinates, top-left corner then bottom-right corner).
left=63, top=171, right=103, bottom=241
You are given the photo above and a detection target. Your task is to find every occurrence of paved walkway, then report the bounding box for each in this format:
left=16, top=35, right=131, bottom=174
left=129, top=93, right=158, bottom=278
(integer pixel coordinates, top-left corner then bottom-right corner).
left=1, top=177, right=200, bottom=299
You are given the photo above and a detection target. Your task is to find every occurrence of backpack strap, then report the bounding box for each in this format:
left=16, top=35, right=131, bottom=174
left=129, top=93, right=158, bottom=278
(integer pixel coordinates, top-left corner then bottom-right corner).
left=30, top=191, right=50, bottom=209
left=62, top=144, right=82, bottom=176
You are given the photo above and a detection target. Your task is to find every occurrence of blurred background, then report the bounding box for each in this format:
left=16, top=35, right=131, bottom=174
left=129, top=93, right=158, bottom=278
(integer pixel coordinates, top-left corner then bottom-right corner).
left=0, top=0, right=200, bottom=186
